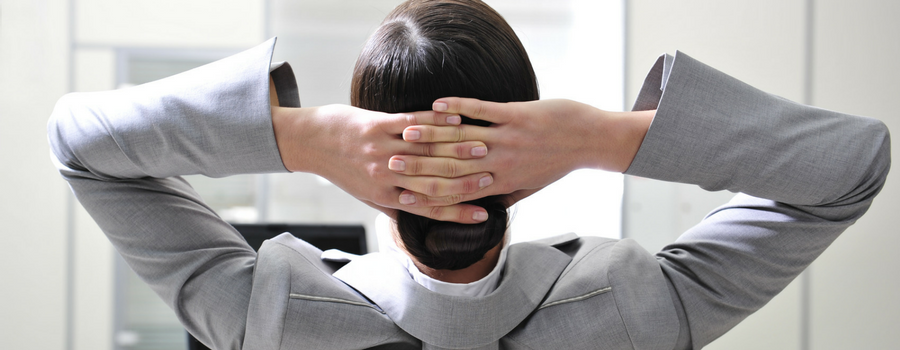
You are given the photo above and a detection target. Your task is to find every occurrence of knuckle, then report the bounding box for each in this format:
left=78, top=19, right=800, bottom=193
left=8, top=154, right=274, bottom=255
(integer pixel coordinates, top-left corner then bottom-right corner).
left=445, top=194, right=464, bottom=205
left=366, top=162, right=381, bottom=178
left=411, top=159, right=424, bottom=175
left=474, top=103, right=487, bottom=119
left=443, top=161, right=458, bottom=178
left=362, top=143, right=378, bottom=157
left=425, top=181, right=440, bottom=197
left=462, top=177, right=477, bottom=194
left=422, top=144, right=434, bottom=157
left=456, top=144, right=467, bottom=159
left=428, top=206, right=445, bottom=220
left=362, top=122, right=379, bottom=137
left=456, top=207, right=469, bottom=222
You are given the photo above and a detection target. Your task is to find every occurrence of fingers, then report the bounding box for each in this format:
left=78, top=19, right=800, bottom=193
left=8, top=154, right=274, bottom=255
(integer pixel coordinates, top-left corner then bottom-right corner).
left=395, top=187, right=543, bottom=217
left=402, top=202, right=490, bottom=223
left=399, top=141, right=488, bottom=159
left=398, top=189, right=481, bottom=207
left=389, top=155, right=486, bottom=178
left=402, top=125, right=491, bottom=143
left=394, top=172, right=493, bottom=199
left=366, top=192, right=490, bottom=223
left=433, top=97, right=512, bottom=124
left=380, top=110, right=464, bottom=134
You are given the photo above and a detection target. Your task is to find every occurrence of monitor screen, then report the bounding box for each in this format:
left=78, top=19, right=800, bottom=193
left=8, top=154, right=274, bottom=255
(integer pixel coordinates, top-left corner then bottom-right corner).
left=232, top=223, right=367, bottom=254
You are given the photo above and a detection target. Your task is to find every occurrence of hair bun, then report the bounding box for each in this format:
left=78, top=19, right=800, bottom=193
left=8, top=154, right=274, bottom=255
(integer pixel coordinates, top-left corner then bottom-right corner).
left=397, top=197, right=508, bottom=270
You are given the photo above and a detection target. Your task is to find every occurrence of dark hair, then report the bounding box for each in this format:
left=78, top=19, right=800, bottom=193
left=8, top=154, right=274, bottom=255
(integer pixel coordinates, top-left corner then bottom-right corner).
left=351, top=0, right=538, bottom=270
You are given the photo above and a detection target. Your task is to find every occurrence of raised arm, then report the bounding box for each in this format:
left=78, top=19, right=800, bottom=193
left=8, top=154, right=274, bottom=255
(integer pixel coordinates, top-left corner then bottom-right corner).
left=47, top=38, right=497, bottom=348
left=629, top=52, right=890, bottom=348
left=47, top=39, right=284, bottom=349
left=390, top=52, right=890, bottom=348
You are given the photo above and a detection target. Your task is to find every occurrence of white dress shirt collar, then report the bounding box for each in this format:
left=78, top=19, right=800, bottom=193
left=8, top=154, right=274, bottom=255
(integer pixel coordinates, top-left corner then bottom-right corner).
left=375, top=213, right=510, bottom=298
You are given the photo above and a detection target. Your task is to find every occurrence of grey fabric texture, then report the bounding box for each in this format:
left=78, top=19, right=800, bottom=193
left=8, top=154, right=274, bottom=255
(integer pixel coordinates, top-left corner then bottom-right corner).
left=48, top=40, right=890, bottom=350
left=628, top=52, right=891, bottom=348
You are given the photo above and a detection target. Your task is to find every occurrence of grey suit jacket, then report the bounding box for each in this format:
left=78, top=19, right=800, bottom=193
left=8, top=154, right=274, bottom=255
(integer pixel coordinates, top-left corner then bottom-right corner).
left=48, top=38, right=891, bottom=349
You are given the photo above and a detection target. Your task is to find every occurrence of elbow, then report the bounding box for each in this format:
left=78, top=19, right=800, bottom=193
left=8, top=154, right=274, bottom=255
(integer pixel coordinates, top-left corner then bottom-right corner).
left=811, top=117, right=891, bottom=221
left=841, top=118, right=891, bottom=210
left=47, top=93, right=89, bottom=174
left=868, top=119, right=891, bottom=194
left=47, top=94, right=74, bottom=166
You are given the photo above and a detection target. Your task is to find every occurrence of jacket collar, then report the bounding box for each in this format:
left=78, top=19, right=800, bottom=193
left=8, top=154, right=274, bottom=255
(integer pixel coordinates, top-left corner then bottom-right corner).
left=333, top=240, right=572, bottom=349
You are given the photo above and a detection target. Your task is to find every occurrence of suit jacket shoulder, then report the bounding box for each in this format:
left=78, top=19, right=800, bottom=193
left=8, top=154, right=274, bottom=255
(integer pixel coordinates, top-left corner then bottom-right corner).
left=244, top=233, right=680, bottom=350
left=506, top=236, right=679, bottom=350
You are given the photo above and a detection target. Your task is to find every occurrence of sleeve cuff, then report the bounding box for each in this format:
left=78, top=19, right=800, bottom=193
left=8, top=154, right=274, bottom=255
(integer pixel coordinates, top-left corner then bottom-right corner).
left=270, top=62, right=301, bottom=108
left=631, top=53, right=674, bottom=112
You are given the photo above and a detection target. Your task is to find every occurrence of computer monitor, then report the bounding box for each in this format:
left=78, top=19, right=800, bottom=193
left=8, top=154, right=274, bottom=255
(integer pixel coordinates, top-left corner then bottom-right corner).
left=187, top=223, right=367, bottom=350
left=231, top=223, right=367, bottom=254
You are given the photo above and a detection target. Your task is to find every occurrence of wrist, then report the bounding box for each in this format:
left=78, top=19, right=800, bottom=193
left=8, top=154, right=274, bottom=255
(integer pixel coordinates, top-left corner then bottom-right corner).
left=586, top=108, right=654, bottom=173
left=272, top=105, right=316, bottom=173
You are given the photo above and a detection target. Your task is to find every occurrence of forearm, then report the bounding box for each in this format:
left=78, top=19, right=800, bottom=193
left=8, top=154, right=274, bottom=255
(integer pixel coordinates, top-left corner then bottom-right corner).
left=49, top=47, right=289, bottom=181
left=627, top=52, right=890, bottom=208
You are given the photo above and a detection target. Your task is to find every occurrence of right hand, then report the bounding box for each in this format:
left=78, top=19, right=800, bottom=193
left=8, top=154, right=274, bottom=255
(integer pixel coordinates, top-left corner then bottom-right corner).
left=388, top=98, right=655, bottom=207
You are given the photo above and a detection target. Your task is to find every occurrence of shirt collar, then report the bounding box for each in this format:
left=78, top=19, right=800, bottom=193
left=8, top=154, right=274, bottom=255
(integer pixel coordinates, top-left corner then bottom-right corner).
left=375, top=213, right=510, bottom=298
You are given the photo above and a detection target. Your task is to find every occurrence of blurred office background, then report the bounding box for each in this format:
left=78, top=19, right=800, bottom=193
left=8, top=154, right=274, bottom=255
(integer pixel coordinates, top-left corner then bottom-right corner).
left=0, top=0, right=896, bottom=349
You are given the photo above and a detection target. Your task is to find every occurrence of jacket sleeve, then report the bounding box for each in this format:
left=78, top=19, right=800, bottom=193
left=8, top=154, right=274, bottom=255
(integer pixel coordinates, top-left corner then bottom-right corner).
left=46, top=38, right=298, bottom=350
left=626, top=52, right=891, bottom=349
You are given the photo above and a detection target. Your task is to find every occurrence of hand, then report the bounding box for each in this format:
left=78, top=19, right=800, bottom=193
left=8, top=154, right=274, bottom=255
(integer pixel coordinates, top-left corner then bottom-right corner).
left=389, top=98, right=655, bottom=207
left=271, top=104, right=495, bottom=223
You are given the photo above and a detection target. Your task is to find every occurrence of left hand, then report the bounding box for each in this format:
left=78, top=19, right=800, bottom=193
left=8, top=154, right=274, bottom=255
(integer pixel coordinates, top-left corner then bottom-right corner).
left=272, top=104, right=496, bottom=223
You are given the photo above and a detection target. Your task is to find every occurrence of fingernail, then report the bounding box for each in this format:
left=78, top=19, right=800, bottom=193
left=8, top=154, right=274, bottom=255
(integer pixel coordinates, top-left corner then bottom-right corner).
left=433, top=102, right=449, bottom=112
left=471, top=146, right=487, bottom=157
left=479, top=175, right=493, bottom=188
left=446, top=115, right=461, bottom=125
left=473, top=210, right=489, bottom=221
left=400, top=193, right=416, bottom=205
left=388, top=158, right=406, bottom=171
left=404, top=129, right=421, bottom=141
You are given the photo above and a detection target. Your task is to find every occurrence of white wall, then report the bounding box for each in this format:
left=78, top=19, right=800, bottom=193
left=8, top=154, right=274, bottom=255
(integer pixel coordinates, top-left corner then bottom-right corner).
left=0, top=1, right=70, bottom=350
left=0, top=1, right=266, bottom=349
left=75, top=0, right=264, bottom=48
left=70, top=47, right=116, bottom=350
left=809, top=1, right=900, bottom=349
left=625, top=1, right=898, bottom=349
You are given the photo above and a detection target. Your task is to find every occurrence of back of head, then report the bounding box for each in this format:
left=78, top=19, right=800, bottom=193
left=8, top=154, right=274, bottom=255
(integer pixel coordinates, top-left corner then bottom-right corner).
left=351, top=0, right=538, bottom=270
